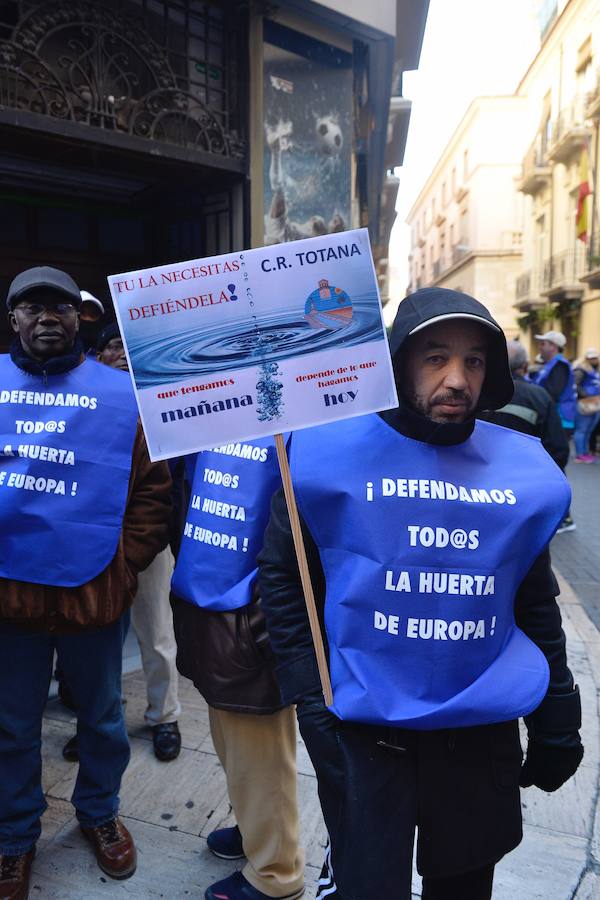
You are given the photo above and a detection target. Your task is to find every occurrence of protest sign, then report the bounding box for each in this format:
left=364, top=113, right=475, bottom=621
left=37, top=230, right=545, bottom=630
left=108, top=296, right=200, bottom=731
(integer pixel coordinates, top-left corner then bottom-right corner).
left=107, top=228, right=397, bottom=461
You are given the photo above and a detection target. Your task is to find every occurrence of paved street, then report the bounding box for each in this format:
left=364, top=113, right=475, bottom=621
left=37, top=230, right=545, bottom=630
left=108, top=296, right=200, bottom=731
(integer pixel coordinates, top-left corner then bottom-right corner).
left=551, top=460, right=600, bottom=631
left=27, top=469, right=600, bottom=897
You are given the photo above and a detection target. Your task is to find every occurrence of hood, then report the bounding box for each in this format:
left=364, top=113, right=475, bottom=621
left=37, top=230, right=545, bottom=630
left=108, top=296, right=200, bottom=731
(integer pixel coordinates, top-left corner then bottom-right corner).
left=389, top=287, right=513, bottom=413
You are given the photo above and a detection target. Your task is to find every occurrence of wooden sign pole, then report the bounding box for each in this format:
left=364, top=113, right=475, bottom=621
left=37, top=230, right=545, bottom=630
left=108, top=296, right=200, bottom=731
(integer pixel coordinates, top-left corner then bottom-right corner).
left=274, top=432, right=333, bottom=707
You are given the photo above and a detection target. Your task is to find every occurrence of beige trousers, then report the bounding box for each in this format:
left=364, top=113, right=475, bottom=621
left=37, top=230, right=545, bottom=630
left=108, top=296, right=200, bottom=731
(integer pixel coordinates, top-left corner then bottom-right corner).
left=131, top=547, right=181, bottom=726
left=209, top=705, right=305, bottom=898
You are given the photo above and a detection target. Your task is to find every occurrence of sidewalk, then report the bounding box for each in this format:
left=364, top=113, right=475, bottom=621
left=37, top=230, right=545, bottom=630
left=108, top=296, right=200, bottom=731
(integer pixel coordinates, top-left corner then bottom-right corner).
left=32, top=570, right=600, bottom=899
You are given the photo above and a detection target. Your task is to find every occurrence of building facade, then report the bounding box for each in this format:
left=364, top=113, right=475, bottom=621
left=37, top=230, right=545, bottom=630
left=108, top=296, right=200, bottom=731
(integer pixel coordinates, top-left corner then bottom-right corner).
left=515, top=0, right=600, bottom=358
left=406, top=97, right=530, bottom=338
left=0, top=0, right=429, bottom=349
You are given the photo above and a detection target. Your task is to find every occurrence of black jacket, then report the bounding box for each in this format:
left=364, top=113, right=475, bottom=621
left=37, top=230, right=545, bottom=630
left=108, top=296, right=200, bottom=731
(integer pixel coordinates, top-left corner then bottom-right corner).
left=258, top=288, right=580, bottom=738
left=480, top=375, right=569, bottom=469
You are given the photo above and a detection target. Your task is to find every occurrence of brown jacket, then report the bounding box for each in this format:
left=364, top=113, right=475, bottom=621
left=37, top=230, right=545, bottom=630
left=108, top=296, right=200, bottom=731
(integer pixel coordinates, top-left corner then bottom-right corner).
left=172, top=591, right=284, bottom=714
left=0, top=424, right=172, bottom=632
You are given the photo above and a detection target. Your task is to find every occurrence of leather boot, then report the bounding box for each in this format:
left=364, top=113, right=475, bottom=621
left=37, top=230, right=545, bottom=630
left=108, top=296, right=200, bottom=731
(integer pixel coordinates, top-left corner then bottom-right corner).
left=0, top=848, right=35, bottom=900
left=80, top=817, right=136, bottom=879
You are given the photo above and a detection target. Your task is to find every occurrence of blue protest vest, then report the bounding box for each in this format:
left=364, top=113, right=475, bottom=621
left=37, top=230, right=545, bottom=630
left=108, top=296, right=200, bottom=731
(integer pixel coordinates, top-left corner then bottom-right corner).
left=580, top=367, right=600, bottom=396
left=172, top=437, right=282, bottom=611
left=534, top=354, right=577, bottom=427
left=291, top=414, right=570, bottom=729
left=0, top=356, right=138, bottom=587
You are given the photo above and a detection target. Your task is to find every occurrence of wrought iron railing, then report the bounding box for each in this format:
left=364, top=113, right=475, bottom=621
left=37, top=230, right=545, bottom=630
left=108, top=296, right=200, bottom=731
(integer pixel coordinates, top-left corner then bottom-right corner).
left=515, top=269, right=543, bottom=300
left=585, top=234, right=600, bottom=272
left=585, top=66, right=600, bottom=118
left=516, top=271, right=531, bottom=299
left=0, top=0, right=245, bottom=160
left=452, top=243, right=469, bottom=264
left=521, top=133, right=549, bottom=178
left=549, top=94, right=588, bottom=146
left=542, top=247, right=587, bottom=290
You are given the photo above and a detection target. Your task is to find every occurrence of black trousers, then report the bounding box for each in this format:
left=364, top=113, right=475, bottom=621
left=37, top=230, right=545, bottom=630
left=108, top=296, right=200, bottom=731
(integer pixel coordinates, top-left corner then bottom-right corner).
left=299, top=704, right=523, bottom=900
left=318, top=858, right=495, bottom=900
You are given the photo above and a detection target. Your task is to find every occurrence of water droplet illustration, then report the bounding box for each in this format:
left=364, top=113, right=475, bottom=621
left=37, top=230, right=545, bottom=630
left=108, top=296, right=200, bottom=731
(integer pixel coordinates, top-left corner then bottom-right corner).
left=127, top=296, right=383, bottom=388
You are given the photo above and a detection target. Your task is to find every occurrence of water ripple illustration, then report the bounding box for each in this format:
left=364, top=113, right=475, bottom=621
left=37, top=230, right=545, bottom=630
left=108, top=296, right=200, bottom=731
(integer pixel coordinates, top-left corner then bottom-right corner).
left=130, top=296, right=383, bottom=388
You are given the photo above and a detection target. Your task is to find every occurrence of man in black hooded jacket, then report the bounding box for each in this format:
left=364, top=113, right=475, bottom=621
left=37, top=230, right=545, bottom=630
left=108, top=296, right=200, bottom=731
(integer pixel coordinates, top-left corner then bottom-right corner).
left=257, top=288, right=583, bottom=900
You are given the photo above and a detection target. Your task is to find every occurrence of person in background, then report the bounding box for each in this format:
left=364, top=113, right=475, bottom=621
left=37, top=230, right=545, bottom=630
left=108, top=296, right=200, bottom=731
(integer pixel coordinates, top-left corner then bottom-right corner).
left=99, top=324, right=182, bottom=760
left=172, top=441, right=305, bottom=900
left=78, top=290, right=105, bottom=355
left=60, top=324, right=182, bottom=763
left=0, top=267, right=172, bottom=897
left=572, top=348, right=600, bottom=463
left=533, top=331, right=577, bottom=532
left=480, top=340, right=569, bottom=469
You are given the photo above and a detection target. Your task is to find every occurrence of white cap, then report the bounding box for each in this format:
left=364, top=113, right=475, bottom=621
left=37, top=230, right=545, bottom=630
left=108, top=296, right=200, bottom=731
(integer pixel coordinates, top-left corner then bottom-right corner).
left=80, top=290, right=104, bottom=321
left=534, top=330, right=566, bottom=349
left=585, top=347, right=600, bottom=359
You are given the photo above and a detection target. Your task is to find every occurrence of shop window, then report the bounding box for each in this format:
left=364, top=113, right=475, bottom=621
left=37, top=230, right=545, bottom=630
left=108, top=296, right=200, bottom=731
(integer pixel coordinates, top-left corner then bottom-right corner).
left=37, top=207, right=88, bottom=251
left=98, top=216, right=145, bottom=256
left=0, top=201, right=27, bottom=244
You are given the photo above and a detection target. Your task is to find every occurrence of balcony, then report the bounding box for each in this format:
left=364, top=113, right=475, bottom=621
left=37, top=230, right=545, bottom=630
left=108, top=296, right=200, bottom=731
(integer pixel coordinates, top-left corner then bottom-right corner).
left=548, top=96, right=592, bottom=163
left=585, top=67, right=600, bottom=120
left=541, top=248, right=586, bottom=300
left=580, top=235, right=600, bottom=289
left=518, top=135, right=551, bottom=195
left=452, top=243, right=470, bottom=264
left=514, top=270, right=545, bottom=311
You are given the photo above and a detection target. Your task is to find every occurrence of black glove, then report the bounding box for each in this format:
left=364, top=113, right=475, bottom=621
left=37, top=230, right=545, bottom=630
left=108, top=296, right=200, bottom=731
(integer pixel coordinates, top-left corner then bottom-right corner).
left=295, top=690, right=341, bottom=767
left=519, top=741, right=584, bottom=791
left=521, top=686, right=584, bottom=792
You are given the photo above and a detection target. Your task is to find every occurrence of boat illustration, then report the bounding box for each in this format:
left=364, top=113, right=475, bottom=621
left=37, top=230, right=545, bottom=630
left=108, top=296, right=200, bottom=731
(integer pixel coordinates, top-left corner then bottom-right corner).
left=304, top=278, right=353, bottom=330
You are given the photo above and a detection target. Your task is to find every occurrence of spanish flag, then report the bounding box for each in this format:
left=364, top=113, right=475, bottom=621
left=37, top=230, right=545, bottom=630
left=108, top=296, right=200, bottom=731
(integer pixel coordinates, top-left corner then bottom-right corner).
left=576, top=140, right=592, bottom=243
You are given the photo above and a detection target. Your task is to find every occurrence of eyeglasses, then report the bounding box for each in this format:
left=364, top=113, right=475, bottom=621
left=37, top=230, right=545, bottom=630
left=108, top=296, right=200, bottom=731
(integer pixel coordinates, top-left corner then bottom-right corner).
left=15, top=302, right=77, bottom=317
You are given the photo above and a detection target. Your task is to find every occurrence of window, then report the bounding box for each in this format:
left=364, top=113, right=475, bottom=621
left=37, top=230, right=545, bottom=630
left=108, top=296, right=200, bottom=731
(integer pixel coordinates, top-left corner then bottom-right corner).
left=576, top=37, right=594, bottom=94
left=540, top=91, right=552, bottom=154
left=37, top=207, right=88, bottom=251
left=460, top=208, right=468, bottom=244
left=576, top=36, right=592, bottom=74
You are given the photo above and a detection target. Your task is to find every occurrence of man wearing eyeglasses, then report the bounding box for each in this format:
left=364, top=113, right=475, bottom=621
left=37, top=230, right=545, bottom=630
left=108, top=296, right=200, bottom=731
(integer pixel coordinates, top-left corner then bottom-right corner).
left=0, top=267, right=172, bottom=899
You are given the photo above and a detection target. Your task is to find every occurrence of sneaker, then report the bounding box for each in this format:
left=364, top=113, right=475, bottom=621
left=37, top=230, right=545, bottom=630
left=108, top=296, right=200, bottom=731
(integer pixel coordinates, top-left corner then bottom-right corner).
left=556, top=516, right=576, bottom=534
left=573, top=454, right=596, bottom=463
left=205, top=871, right=304, bottom=900
left=206, top=825, right=245, bottom=860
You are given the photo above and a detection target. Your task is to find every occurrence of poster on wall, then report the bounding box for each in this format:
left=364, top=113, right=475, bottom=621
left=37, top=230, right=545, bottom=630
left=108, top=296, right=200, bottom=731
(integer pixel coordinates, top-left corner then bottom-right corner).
left=107, top=229, right=397, bottom=461
left=263, top=20, right=353, bottom=246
